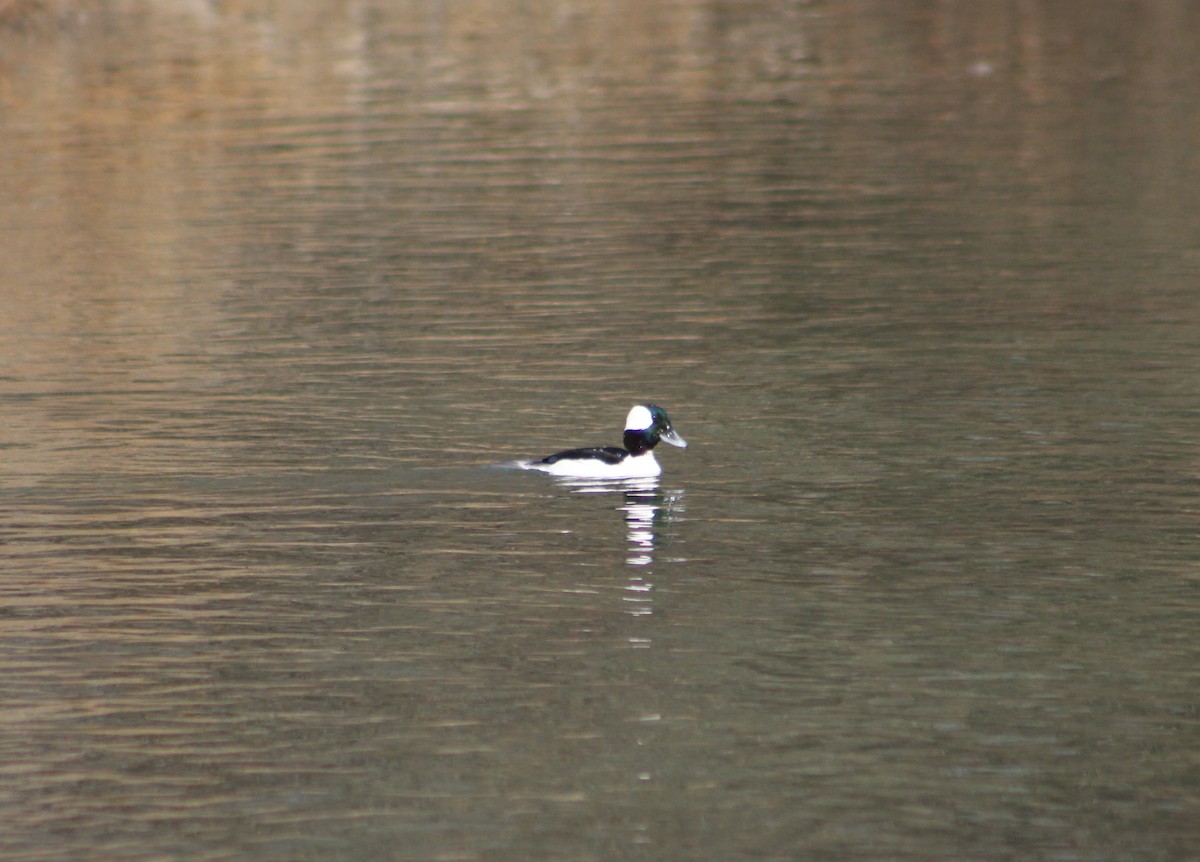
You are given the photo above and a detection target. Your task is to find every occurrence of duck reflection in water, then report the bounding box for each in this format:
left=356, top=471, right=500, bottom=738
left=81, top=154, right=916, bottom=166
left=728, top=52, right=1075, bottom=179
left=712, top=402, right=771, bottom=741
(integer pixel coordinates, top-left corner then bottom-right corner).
left=556, top=476, right=685, bottom=618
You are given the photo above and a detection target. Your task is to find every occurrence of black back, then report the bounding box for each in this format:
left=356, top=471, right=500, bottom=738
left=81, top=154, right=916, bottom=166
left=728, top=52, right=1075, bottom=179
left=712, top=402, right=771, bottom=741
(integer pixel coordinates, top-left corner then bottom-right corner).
left=535, top=446, right=630, bottom=466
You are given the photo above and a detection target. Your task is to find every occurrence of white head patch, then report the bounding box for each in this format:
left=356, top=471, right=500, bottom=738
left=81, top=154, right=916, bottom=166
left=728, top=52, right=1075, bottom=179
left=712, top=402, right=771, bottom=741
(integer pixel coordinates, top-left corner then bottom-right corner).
left=625, top=404, right=654, bottom=431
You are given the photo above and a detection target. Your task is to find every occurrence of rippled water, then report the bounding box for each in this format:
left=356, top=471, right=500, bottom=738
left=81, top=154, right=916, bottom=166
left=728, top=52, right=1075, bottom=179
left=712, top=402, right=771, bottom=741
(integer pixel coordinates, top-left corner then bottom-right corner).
left=1, top=2, right=1197, bottom=860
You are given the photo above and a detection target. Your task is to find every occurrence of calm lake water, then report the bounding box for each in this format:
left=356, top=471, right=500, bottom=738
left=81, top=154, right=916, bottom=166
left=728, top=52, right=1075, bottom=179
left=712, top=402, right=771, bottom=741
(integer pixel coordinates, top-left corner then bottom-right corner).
left=1, top=2, right=1197, bottom=860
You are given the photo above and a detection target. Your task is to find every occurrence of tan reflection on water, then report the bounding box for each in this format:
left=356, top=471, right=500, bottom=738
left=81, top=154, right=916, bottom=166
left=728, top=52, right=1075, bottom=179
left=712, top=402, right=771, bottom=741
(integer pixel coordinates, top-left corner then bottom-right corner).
left=0, top=2, right=1198, bottom=860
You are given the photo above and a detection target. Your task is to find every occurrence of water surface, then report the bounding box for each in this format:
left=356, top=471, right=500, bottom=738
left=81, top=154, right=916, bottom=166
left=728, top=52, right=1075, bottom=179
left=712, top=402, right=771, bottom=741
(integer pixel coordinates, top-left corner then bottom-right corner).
left=0, top=2, right=1197, bottom=860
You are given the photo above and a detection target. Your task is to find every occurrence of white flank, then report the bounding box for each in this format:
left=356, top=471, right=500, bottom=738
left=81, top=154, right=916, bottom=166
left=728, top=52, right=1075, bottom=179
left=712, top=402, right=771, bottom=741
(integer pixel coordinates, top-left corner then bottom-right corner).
left=523, top=452, right=661, bottom=479
left=625, top=404, right=654, bottom=431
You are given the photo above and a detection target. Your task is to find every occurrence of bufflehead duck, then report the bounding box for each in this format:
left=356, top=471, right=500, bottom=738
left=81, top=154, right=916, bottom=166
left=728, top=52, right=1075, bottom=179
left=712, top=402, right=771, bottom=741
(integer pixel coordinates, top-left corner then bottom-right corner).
left=522, top=404, right=687, bottom=479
